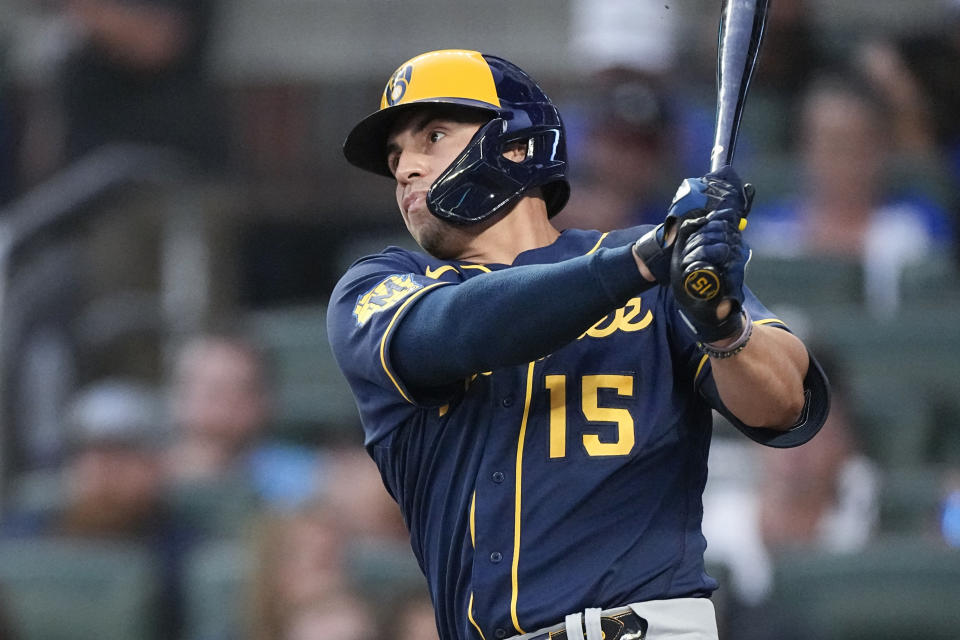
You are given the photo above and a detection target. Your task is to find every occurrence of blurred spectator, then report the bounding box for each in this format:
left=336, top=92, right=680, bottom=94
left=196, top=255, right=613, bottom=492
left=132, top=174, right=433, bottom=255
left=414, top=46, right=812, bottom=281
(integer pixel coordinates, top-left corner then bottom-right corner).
left=281, top=592, right=378, bottom=640
left=1, top=379, right=194, bottom=640
left=393, top=589, right=439, bottom=640
left=755, top=392, right=879, bottom=554
left=568, top=0, right=679, bottom=76
left=165, top=331, right=321, bottom=526
left=322, top=445, right=408, bottom=545
left=702, top=364, right=880, bottom=637
left=58, top=0, right=226, bottom=167
left=746, top=70, right=955, bottom=316
left=744, top=0, right=831, bottom=155
left=319, top=445, right=428, bottom=618
left=942, top=471, right=960, bottom=548
left=0, top=44, right=17, bottom=205
left=554, top=68, right=679, bottom=231
left=246, top=500, right=355, bottom=640
left=0, top=587, right=18, bottom=640
left=863, top=0, right=960, bottom=184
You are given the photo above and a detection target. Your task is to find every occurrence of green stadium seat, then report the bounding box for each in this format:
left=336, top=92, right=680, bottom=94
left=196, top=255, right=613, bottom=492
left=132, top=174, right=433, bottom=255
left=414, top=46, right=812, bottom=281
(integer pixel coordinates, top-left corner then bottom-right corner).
left=245, top=304, right=361, bottom=444
left=804, top=302, right=960, bottom=468
left=877, top=466, right=945, bottom=535
left=347, top=540, right=427, bottom=607
left=0, top=538, right=160, bottom=640
left=183, top=539, right=250, bottom=640
left=845, top=374, right=934, bottom=468
left=165, top=476, right=261, bottom=539
left=745, top=255, right=864, bottom=309
left=767, top=540, right=960, bottom=640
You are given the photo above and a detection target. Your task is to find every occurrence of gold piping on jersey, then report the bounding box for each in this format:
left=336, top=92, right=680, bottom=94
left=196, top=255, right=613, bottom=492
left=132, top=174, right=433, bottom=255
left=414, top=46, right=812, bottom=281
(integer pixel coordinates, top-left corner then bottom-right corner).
left=378, top=282, right=449, bottom=403
left=468, top=593, right=488, bottom=640
left=470, top=491, right=477, bottom=547
left=425, top=265, right=459, bottom=279
left=755, top=318, right=786, bottom=327
left=694, top=354, right=710, bottom=384
left=510, top=360, right=537, bottom=634
left=461, top=264, right=492, bottom=273
left=584, top=232, right=610, bottom=256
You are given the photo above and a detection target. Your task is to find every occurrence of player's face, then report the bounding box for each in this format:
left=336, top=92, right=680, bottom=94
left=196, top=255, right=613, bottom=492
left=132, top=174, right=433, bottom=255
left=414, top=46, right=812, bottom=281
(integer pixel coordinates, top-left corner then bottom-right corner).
left=386, top=113, right=484, bottom=257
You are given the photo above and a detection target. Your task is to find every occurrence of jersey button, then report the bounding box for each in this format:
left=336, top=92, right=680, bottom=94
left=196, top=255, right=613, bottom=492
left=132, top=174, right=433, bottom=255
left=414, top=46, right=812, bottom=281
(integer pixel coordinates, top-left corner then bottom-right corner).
left=501, top=395, right=514, bottom=407
left=492, top=471, right=505, bottom=483
left=490, top=551, right=503, bottom=563
left=495, top=629, right=507, bottom=639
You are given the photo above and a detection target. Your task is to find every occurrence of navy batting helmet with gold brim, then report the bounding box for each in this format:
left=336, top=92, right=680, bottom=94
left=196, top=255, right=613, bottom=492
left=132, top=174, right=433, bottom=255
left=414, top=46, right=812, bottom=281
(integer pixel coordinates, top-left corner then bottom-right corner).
left=342, top=49, right=570, bottom=224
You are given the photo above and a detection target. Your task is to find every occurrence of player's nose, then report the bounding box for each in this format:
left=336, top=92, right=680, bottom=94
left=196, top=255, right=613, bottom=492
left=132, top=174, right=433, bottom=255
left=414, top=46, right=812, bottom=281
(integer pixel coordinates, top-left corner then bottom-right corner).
left=394, top=150, right=428, bottom=185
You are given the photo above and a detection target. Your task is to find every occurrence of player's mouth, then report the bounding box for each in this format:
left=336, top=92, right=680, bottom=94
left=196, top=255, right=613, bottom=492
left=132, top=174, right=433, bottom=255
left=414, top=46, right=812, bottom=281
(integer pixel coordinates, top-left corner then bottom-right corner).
left=402, top=190, right=428, bottom=215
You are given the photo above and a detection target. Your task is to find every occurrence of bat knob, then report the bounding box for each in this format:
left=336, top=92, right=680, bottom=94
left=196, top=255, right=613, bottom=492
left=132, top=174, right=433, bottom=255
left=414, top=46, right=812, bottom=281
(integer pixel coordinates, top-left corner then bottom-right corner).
left=683, top=265, right=722, bottom=302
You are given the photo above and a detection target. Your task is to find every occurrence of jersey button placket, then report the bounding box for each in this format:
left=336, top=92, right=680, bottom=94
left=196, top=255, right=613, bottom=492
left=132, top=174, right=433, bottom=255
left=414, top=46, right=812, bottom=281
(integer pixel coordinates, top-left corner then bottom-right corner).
left=501, top=394, right=514, bottom=408
left=491, top=471, right=504, bottom=483
left=495, top=629, right=507, bottom=639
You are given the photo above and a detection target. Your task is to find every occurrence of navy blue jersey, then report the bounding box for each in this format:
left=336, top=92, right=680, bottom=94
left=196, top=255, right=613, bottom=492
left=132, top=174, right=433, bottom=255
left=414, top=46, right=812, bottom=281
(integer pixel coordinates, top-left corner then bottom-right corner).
left=327, top=226, right=823, bottom=640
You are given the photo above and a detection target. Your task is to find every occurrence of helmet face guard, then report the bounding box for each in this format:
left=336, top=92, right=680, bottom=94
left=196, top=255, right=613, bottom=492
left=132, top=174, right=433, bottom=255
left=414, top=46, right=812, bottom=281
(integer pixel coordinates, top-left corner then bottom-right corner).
left=342, top=50, right=570, bottom=224
left=428, top=115, right=567, bottom=224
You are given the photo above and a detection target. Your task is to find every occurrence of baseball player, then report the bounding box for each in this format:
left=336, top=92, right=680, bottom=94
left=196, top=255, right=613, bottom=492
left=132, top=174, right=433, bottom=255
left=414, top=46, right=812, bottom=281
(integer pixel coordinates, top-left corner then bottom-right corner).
left=327, top=50, right=829, bottom=640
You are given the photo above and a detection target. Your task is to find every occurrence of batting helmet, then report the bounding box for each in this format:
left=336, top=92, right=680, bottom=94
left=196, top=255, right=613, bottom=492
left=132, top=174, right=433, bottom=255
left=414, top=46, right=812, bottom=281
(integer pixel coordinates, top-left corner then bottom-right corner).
left=342, top=49, right=570, bottom=224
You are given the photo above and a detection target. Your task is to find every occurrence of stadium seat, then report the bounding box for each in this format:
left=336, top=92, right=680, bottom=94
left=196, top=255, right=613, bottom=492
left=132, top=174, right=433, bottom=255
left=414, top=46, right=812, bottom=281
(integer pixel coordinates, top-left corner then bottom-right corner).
left=745, top=255, right=864, bottom=309
left=767, top=540, right=960, bottom=640
left=806, top=302, right=960, bottom=468
left=0, top=537, right=160, bottom=640
left=877, top=466, right=946, bottom=535
left=347, top=539, right=428, bottom=607
left=245, top=304, right=361, bottom=444
left=165, top=475, right=261, bottom=539
left=182, top=539, right=250, bottom=640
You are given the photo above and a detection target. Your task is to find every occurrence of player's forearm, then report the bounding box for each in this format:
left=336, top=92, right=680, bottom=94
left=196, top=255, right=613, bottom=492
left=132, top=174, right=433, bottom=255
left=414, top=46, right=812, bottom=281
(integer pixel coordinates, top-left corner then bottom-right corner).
left=391, top=245, right=652, bottom=388
left=710, top=325, right=809, bottom=429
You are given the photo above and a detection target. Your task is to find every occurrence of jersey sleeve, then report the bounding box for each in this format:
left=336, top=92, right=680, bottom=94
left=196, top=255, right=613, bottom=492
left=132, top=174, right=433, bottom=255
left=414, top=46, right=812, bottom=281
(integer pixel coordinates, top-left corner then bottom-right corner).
left=326, top=252, right=456, bottom=445
left=668, top=285, right=830, bottom=448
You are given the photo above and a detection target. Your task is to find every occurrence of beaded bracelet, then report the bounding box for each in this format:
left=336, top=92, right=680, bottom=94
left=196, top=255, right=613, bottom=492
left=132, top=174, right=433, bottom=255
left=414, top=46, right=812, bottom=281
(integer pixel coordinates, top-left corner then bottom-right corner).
left=699, top=309, right=753, bottom=359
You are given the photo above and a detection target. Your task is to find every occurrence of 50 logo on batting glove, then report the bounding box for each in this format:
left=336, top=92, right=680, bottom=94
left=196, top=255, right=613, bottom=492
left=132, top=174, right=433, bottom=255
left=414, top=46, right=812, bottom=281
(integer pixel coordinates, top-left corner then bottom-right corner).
left=633, top=165, right=754, bottom=285
left=671, top=208, right=749, bottom=343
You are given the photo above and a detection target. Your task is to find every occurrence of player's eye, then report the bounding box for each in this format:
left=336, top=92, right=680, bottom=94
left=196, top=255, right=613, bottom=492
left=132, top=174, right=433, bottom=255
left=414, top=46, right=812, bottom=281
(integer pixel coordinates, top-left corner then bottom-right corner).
left=387, top=151, right=400, bottom=175
left=429, top=130, right=446, bottom=144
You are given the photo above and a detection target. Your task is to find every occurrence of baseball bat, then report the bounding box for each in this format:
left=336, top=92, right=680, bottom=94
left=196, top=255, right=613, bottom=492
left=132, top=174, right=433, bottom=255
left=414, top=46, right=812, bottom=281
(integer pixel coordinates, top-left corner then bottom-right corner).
left=680, top=0, right=769, bottom=306
left=710, top=0, right=770, bottom=173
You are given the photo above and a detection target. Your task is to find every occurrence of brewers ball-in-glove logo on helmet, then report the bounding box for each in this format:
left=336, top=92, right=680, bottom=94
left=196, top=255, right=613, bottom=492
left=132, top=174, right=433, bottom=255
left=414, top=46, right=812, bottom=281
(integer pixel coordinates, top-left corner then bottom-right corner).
left=343, top=49, right=570, bottom=224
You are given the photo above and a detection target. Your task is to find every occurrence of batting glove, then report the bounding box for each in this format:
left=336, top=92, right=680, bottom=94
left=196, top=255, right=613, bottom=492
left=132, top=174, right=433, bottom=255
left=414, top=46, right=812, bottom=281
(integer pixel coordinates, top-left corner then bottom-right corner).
left=670, top=207, right=750, bottom=343
left=633, top=165, right=754, bottom=285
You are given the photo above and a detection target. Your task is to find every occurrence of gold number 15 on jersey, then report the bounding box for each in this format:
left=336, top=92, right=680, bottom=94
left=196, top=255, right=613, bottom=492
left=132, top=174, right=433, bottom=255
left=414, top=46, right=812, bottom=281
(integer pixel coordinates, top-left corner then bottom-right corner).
left=544, top=374, right=635, bottom=458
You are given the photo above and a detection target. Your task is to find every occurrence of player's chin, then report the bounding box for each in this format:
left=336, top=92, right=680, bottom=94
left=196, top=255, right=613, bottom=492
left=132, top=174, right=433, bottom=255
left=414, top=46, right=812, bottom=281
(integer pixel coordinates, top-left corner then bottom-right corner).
left=415, top=228, right=455, bottom=259
left=411, top=220, right=460, bottom=260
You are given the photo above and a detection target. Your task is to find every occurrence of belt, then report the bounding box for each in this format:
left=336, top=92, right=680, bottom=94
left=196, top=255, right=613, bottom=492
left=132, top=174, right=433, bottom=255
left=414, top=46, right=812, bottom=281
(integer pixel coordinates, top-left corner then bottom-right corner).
left=507, top=606, right=646, bottom=640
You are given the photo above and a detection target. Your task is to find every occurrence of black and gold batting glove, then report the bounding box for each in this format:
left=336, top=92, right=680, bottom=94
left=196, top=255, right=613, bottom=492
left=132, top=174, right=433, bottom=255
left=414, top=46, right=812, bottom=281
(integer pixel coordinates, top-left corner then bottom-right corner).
left=670, top=208, right=749, bottom=343
left=633, top=165, right=754, bottom=285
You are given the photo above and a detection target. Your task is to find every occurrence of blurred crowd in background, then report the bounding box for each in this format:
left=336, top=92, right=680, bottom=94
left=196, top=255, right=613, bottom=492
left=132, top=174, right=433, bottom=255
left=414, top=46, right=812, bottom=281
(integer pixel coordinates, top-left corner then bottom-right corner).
left=0, top=0, right=958, bottom=639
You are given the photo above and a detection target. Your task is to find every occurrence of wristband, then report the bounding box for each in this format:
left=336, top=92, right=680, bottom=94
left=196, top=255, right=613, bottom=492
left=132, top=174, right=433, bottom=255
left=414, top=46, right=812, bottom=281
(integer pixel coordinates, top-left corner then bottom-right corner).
left=632, top=224, right=671, bottom=284
left=699, top=308, right=753, bottom=359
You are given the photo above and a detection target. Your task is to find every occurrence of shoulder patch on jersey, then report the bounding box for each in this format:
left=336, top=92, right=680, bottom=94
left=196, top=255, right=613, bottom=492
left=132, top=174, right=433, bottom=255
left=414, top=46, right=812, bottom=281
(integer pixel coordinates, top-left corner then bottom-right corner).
left=353, top=274, right=423, bottom=327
